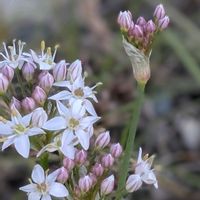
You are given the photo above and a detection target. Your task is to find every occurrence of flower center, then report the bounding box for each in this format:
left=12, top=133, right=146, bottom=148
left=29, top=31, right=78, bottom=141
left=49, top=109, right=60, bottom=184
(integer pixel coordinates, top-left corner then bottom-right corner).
left=69, top=118, right=79, bottom=130
left=74, top=88, right=84, bottom=97
left=14, top=124, right=27, bottom=134
left=37, top=182, right=48, bottom=194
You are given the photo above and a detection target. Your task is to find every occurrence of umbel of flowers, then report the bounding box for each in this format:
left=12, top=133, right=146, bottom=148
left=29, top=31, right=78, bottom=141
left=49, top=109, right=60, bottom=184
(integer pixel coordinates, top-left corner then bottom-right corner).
left=0, top=3, right=168, bottom=200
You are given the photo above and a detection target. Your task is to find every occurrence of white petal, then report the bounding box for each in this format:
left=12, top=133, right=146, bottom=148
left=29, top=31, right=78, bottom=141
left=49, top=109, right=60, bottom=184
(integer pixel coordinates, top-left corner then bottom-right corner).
left=41, top=195, right=51, bottom=200
left=49, top=91, right=71, bottom=101
left=2, top=136, right=15, bottom=150
left=19, top=184, right=37, bottom=192
left=37, top=144, right=58, bottom=157
left=76, top=129, right=90, bottom=150
left=43, top=117, right=66, bottom=131
left=71, top=100, right=85, bottom=117
left=39, top=61, right=52, bottom=70
left=137, top=147, right=143, bottom=164
left=0, top=122, right=13, bottom=135
left=28, top=192, right=41, bottom=200
left=28, top=127, right=45, bottom=136
left=56, top=101, right=69, bottom=116
left=49, top=182, right=69, bottom=197
left=21, top=113, right=32, bottom=127
left=62, top=129, right=75, bottom=144
left=142, top=170, right=157, bottom=185
left=31, top=164, right=45, bottom=184
left=14, top=134, right=30, bottom=158
left=53, top=81, right=70, bottom=87
left=60, top=145, right=75, bottom=159
left=80, top=116, right=100, bottom=127
left=47, top=169, right=60, bottom=184
left=84, top=100, right=97, bottom=116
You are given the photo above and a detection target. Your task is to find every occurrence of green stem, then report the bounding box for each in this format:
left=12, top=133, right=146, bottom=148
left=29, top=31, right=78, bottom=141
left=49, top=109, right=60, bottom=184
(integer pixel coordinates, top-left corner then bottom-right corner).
left=116, top=82, right=145, bottom=200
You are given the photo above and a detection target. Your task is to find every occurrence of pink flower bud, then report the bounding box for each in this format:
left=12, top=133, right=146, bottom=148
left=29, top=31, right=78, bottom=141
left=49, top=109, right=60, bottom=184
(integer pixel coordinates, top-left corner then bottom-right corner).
left=95, top=131, right=110, bottom=149
left=67, top=59, right=82, bottom=82
left=0, top=65, right=14, bottom=82
left=146, top=20, right=156, bottom=33
left=31, top=107, right=48, bottom=127
left=10, top=97, right=21, bottom=111
left=136, top=17, right=147, bottom=26
left=89, top=173, right=97, bottom=185
left=101, top=175, right=114, bottom=195
left=92, top=163, right=104, bottom=177
left=21, top=97, right=36, bottom=113
left=38, top=71, right=46, bottom=80
left=75, top=150, right=87, bottom=165
left=63, top=157, right=75, bottom=171
left=153, top=4, right=166, bottom=20
left=126, top=174, right=142, bottom=193
left=0, top=73, right=9, bottom=94
left=117, top=10, right=133, bottom=31
left=39, top=72, right=54, bottom=92
left=32, top=86, right=47, bottom=106
left=110, top=143, right=123, bottom=158
left=57, top=167, right=69, bottom=183
left=53, top=60, right=67, bottom=82
left=78, top=175, right=93, bottom=192
left=22, top=62, right=36, bottom=82
left=133, top=25, right=144, bottom=38
left=158, top=16, right=170, bottom=30
left=101, top=154, right=114, bottom=168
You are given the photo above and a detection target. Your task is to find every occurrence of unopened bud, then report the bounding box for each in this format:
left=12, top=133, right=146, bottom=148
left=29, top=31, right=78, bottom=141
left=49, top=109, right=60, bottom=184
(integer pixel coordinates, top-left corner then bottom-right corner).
left=153, top=4, right=165, bottom=20
left=92, top=163, right=104, bottom=177
left=0, top=73, right=9, bottom=94
left=53, top=60, right=67, bottom=82
left=1, top=65, right=14, bottom=82
left=133, top=25, right=144, bottom=39
left=101, top=175, right=115, bottom=195
left=57, top=167, right=69, bottom=183
left=67, top=59, right=82, bottom=82
left=110, top=143, right=123, bottom=158
left=39, top=72, right=54, bottom=92
left=146, top=20, right=156, bottom=33
left=78, top=175, right=93, bottom=193
left=117, top=10, right=133, bottom=31
left=75, top=150, right=87, bottom=165
left=21, top=97, right=36, bottom=113
left=101, top=154, right=114, bottom=168
left=89, top=173, right=97, bottom=185
left=22, top=62, right=36, bottom=82
left=32, top=86, right=47, bottom=106
left=95, top=131, right=110, bottom=149
left=10, top=97, right=21, bottom=111
left=126, top=174, right=142, bottom=193
left=31, top=107, right=48, bottom=127
left=158, top=16, right=170, bottom=30
left=136, top=16, right=147, bottom=26
left=63, top=157, right=75, bottom=171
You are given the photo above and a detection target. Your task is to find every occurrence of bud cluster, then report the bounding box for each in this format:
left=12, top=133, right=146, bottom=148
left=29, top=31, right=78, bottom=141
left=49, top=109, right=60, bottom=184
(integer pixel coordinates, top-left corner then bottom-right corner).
left=118, top=4, right=169, bottom=55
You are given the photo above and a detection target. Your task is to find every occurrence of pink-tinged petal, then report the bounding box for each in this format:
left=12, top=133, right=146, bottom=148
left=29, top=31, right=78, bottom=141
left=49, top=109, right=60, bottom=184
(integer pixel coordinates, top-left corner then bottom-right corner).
left=49, top=91, right=71, bottom=101
left=126, top=174, right=142, bottom=193
left=14, top=134, right=30, bottom=158
left=42, top=117, right=66, bottom=131
left=142, top=170, right=157, bottom=186
left=137, top=147, right=143, bottom=164
left=21, top=113, right=32, bottom=127
left=41, top=194, right=51, bottom=200
left=0, top=122, right=13, bottom=135
left=84, top=100, right=97, bottom=116
left=56, top=101, right=70, bottom=117
left=28, top=192, right=41, bottom=200
left=19, top=184, right=37, bottom=192
left=31, top=164, right=45, bottom=184
left=47, top=169, right=60, bottom=184
left=60, top=145, right=75, bottom=159
left=2, top=136, right=15, bottom=150
left=53, top=81, right=70, bottom=88
left=49, top=182, right=69, bottom=197
left=76, top=129, right=90, bottom=150
left=28, top=127, right=45, bottom=136
left=71, top=100, right=85, bottom=117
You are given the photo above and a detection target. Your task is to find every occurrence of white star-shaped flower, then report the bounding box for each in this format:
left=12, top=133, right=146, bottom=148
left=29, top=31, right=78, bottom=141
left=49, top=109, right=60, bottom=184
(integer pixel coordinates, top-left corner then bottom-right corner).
left=20, top=164, right=69, bottom=200
left=43, top=100, right=100, bottom=150
left=0, top=105, right=45, bottom=158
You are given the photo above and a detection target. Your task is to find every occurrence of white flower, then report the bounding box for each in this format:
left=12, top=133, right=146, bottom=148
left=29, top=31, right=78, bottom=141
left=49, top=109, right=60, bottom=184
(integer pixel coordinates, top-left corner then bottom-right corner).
left=0, top=39, right=26, bottom=69
left=43, top=100, right=100, bottom=150
left=37, top=132, right=77, bottom=159
left=49, top=75, right=101, bottom=116
left=20, top=164, right=69, bottom=200
left=135, top=147, right=158, bottom=188
left=0, top=105, right=45, bottom=158
left=29, top=41, right=59, bottom=70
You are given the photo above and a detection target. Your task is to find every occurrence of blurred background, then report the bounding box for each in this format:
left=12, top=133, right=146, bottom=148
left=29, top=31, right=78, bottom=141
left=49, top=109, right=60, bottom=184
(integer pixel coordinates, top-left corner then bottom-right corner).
left=0, top=0, right=200, bottom=199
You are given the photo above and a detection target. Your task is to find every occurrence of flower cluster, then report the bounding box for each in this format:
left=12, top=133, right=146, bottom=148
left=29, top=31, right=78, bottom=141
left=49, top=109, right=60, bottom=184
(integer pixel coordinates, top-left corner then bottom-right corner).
left=118, top=4, right=169, bottom=84
left=0, top=4, right=163, bottom=198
